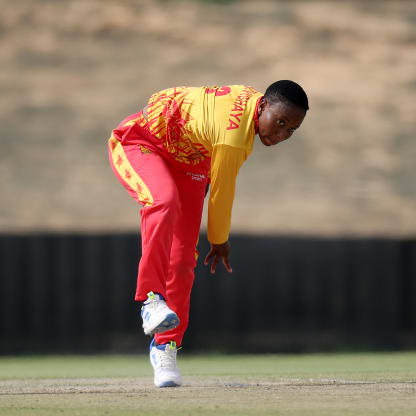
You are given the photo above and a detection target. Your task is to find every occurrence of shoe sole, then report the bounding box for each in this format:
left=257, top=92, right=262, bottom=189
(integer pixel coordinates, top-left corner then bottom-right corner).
left=155, top=380, right=182, bottom=388
left=143, top=313, right=180, bottom=336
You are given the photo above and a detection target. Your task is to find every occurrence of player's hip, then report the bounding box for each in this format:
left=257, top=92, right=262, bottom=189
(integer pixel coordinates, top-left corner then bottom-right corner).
left=110, top=112, right=211, bottom=174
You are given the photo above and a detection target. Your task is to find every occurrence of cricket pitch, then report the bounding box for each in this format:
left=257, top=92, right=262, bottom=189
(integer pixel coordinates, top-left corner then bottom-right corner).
left=1, top=353, right=415, bottom=415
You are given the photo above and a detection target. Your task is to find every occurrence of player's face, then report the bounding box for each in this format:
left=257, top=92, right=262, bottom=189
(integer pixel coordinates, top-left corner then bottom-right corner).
left=257, top=99, right=306, bottom=147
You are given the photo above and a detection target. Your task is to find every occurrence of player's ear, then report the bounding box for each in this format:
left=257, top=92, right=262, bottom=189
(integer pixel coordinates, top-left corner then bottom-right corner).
left=258, top=97, right=267, bottom=116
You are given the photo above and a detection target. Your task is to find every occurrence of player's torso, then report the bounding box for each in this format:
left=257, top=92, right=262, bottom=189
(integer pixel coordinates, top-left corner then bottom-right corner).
left=143, top=85, right=262, bottom=165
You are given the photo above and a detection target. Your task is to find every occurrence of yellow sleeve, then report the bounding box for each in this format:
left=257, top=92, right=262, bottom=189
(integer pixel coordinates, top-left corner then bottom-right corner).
left=207, top=144, right=247, bottom=244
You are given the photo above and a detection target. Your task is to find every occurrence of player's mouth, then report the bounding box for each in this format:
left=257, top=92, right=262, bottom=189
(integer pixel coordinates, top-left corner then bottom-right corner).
left=261, top=136, right=272, bottom=146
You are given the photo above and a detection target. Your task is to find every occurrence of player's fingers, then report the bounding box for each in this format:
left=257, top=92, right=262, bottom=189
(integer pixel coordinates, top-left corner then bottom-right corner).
left=204, top=249, right=214, bottom=265
left=223, top=257, right=232, bottom=273
left=210, top=255, right=219, bottom=274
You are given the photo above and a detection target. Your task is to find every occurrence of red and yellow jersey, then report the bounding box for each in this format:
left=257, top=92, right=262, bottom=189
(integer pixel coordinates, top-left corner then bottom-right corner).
left=138, top=85, right=263, bottom=244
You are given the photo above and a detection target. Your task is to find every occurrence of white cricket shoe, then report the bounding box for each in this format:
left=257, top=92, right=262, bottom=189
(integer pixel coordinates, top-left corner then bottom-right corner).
left=141, top=292, right=180, bottom=336
left=150, top=338, right=182, bottom=387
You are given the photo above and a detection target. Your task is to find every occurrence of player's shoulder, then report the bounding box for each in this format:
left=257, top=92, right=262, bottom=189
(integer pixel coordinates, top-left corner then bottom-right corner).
left=152, top=85, right=260, bottom=96
left=151, top=86, right=197, bottom=96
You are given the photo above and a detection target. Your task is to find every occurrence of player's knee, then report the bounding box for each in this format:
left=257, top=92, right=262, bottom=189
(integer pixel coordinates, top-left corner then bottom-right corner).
left=157, top=188, right=180, bottom=214
left=170, top=261, right=196, bottom=280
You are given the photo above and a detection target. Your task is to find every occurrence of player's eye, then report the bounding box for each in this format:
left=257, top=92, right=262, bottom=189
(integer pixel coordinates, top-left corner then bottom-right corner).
left=278, top=120, right=285, bottom=126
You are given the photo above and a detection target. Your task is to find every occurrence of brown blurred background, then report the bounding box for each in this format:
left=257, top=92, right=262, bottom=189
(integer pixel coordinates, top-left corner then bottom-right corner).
left=2, top=0, right=415, bottom=236
left=1, top=0, right=416, bottom=354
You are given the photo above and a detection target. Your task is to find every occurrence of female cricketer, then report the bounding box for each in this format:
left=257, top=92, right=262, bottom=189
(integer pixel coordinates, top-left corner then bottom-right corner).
left=108, top=80, right=309, bottom=387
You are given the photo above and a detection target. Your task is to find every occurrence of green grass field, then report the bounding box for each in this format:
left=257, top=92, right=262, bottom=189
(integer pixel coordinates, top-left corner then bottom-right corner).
left=1, top=352, right=415, bottom=415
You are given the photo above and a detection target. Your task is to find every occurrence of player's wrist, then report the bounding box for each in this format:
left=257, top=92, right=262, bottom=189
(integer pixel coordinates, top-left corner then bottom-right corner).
left=211, top=241, right=228, bottom=248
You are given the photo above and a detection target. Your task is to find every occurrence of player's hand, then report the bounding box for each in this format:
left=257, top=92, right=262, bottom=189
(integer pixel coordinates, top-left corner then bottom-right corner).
left=204, top=241, right=232, bottom=274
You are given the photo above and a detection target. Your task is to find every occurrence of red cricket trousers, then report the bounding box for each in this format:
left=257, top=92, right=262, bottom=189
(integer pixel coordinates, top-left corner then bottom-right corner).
left=108, top=113, right=210, bottom=346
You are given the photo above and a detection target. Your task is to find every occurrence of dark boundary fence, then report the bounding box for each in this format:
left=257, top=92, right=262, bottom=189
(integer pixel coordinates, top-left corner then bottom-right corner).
left=0, top=233, right=415, bottom=354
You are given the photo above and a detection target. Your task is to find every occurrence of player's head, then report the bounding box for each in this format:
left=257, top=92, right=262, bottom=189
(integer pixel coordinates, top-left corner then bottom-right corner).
left=258, top=80, right=309, bottom=146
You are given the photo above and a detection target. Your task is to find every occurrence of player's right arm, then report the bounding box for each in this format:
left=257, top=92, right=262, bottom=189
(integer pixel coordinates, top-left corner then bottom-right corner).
left=202, top=85, right=259, bottom=274
left=204, top=143, right=246, bottom=274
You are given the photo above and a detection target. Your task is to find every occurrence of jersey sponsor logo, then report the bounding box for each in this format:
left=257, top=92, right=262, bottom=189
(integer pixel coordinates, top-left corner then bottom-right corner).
left=227, top=86, right=257, bottom=130
left=186, top=172, right=206, bottom=182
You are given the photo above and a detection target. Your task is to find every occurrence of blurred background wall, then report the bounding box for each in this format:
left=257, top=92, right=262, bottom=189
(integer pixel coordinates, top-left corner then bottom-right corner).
left=1, top=0, right=415, bottom=353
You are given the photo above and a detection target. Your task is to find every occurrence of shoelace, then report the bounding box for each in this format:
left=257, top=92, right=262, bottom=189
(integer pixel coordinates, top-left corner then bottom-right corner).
left=143, top=291, right=165, bottom=308
left=142, top=293, right=163, bottom=311
left=144, top=298, right=162, bottom=309
left=158, top=345, right=178, bottom=369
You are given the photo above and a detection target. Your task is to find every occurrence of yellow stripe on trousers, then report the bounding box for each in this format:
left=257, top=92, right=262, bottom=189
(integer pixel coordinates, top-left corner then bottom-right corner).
left=109, top=135, right=154, bottom=206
